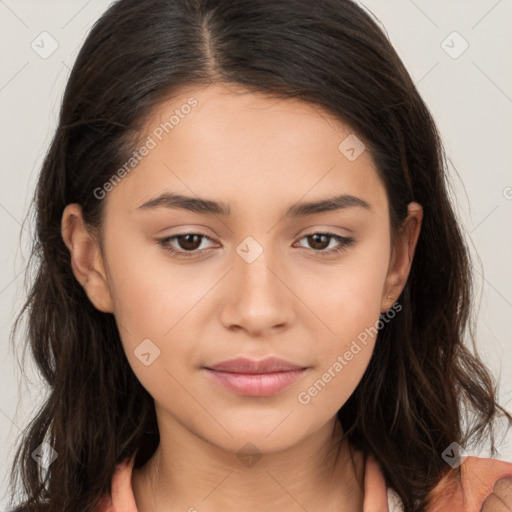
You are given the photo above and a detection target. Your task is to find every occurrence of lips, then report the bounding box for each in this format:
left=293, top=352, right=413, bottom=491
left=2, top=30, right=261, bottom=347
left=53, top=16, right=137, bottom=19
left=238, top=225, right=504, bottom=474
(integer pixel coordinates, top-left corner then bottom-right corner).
left=205, top=356, right=305, bottom=374
left=203, top=357, right=308, bottom=396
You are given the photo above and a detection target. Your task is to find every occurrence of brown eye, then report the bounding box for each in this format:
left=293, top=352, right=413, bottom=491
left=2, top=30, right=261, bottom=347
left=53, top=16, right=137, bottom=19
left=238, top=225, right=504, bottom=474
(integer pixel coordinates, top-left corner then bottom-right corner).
left=294, top=232, right=354, bottom=257
left=158, top=233, right=216, bottom=256
left=174, top=234, right=203, bottom=251
left=306, top=234, right=331, bottom=250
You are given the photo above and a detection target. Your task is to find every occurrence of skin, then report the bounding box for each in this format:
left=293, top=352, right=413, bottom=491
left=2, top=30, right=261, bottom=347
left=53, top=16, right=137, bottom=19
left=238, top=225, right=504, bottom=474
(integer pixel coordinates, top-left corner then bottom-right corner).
left=481, top=477, right=512, bottom=511
left=61, top=82, right=423, bottom=512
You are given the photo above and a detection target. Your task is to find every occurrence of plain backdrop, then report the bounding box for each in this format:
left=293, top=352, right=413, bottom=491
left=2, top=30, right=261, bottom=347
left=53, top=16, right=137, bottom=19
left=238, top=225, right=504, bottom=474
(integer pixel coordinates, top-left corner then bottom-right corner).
left=1, top=0, right=511, bottom=507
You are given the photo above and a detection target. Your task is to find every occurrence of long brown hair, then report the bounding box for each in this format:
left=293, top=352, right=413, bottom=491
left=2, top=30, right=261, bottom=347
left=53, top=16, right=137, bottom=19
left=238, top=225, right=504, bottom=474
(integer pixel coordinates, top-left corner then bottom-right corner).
left=8, top=0, right=512, bottom=511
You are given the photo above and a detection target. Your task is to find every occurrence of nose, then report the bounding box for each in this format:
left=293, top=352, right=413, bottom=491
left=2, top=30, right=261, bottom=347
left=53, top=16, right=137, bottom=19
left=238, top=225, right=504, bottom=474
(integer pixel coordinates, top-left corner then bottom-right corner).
left=218, top=244, right=294, bottom=337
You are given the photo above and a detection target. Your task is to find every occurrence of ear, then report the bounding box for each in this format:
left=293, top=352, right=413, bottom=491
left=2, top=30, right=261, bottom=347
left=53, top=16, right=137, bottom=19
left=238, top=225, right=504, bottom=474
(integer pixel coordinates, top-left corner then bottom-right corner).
left=381, top=202, right=423, bottom=312
left=61, top=204, right=113, bottom=313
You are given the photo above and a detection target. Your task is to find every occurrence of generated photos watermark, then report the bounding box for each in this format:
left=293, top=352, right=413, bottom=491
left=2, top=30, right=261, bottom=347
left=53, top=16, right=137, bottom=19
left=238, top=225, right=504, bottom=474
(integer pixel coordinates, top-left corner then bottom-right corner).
left=297, top=301, right=402, bottom=405
left=93, top=97, right=198, bottom=200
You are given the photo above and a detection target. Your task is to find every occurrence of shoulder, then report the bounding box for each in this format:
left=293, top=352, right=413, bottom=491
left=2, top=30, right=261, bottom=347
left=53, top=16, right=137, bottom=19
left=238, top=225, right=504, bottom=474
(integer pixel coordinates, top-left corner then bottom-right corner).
left=425, top=456, right=512, bottom=512
left=460, top=456, right=512, bottom=512
left=481, top=476, right=512, bottom=511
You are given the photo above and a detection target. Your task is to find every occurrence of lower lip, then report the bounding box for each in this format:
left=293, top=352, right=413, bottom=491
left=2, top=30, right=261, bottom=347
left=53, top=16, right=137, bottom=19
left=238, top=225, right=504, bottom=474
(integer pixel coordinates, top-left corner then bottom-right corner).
left=204, top=368, right=307, bottom=396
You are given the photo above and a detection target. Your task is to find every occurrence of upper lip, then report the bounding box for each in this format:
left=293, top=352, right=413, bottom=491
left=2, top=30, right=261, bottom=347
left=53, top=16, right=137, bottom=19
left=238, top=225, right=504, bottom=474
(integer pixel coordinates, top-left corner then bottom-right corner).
left=205, top=357, right=306, bottom=374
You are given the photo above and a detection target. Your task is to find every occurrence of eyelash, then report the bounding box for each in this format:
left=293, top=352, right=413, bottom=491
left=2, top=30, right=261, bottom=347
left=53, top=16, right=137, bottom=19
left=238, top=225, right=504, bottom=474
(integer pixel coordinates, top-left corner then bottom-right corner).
left=157, top=232, right=354, bottom=258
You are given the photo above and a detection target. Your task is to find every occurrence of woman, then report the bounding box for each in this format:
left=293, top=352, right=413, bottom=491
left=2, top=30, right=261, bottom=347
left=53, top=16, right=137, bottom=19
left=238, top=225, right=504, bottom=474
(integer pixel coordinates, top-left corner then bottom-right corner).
left=7, top=1, right=512, bottom=511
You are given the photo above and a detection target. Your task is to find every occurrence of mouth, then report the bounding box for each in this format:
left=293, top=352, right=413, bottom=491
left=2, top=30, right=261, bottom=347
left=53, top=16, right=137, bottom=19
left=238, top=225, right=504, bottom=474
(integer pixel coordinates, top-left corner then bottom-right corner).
left=203, top=356, right=309, bottom=397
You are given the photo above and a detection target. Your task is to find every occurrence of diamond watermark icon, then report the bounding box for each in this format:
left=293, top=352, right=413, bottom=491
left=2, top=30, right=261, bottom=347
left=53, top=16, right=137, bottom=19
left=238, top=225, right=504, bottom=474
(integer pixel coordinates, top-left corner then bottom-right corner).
left=31, top=442, right=58, bottom=469
left=237, top=442, right=263, bottom=468
left=31, top=31, right=59, bottom=59
left=236, top=236, right=263, bottom=264
left=441, top=31, right=469, bottom=59
left=338, top=134, right=366, bottom=161
left=134, top=338, right=161, bottom=366
left=441, top=442, right=468, bottom=468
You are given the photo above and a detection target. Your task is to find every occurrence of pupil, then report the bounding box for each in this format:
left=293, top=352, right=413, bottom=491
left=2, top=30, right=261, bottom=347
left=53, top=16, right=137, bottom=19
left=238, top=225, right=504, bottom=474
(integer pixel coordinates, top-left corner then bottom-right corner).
left=180, top=234, right=200, bottom=250
left=310, top=234, right=328, bottom=250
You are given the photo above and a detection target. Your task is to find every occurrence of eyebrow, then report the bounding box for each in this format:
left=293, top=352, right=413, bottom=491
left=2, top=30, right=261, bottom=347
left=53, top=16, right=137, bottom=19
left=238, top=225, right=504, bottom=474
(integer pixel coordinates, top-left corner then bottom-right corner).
left=136, top=192, right=372, bottom=217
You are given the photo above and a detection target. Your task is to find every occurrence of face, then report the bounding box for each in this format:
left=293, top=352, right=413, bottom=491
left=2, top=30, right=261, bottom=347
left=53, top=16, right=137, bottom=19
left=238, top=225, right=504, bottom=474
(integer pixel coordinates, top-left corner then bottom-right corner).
left=63, top=83, right=422, bottom=455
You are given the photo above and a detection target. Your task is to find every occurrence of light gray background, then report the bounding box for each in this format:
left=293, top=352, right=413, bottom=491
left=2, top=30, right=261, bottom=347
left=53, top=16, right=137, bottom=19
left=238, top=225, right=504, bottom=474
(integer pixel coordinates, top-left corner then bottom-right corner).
left=1, top=0, right=511, bottom=507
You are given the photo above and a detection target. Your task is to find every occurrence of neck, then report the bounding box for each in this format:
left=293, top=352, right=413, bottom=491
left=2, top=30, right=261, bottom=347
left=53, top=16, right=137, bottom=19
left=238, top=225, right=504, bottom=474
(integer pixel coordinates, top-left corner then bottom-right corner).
left=132, top=415, right=365, bottom=512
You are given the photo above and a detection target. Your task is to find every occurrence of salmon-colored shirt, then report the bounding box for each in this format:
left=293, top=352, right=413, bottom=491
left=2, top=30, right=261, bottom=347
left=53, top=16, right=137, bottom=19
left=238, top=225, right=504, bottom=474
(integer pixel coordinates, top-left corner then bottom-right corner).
left=96, top=451, right=512, bottom=511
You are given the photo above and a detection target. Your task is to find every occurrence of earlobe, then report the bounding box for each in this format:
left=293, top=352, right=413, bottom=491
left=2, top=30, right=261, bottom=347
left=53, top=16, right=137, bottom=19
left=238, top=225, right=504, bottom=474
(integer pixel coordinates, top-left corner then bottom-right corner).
left=381, top=202, right=423, bottom=312
left=61, top=204, right=114, bottom=313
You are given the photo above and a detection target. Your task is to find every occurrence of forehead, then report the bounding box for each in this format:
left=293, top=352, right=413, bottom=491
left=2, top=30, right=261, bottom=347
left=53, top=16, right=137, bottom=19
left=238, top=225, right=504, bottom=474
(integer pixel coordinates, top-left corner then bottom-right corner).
left=105, top=83, right=388, bottom=218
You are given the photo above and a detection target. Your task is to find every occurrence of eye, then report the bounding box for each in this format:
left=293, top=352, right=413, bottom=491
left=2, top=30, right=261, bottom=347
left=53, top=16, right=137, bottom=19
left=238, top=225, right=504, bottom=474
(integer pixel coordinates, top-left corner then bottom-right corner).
left=157, top=231, right=354, bottom=258
left=158, top=233, right=217, bottom=257
left=294, top=232, right=354, bottom=257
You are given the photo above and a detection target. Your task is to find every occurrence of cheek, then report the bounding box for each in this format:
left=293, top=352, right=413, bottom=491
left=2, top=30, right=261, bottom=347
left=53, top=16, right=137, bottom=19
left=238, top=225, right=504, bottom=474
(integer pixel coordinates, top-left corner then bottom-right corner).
left=105, top=245, right=200, bottom=403
left=103, top=233, right=187, bottom=362
left=104, top=233, right=224, bottom=387
left=297, top=284, right=385, bottom=415
left=308, top=229, right=391, bottom=342
left=297, top=344, right=373, bottom=416
left=297, top=230, right=390, bottom=406
left=106, top=230, right=196, bottom=331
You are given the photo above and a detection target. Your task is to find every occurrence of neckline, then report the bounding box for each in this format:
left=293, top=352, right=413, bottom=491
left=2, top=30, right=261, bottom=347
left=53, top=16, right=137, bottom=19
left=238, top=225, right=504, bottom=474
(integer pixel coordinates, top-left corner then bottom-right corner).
left=106, top=448, right=394, bottom=511
left=105, top=451, right=512, bottom=512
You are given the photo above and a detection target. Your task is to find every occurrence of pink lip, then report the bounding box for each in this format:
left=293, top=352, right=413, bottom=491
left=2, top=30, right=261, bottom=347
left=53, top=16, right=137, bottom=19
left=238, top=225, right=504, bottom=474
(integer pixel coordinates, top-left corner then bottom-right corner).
left=204, top=357, right=308, bottom=397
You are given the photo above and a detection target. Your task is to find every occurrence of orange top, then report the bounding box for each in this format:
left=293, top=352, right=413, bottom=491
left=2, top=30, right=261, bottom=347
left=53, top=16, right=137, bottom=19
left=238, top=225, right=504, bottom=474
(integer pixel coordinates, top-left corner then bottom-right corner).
left=96, top=452, right=512, bottom=511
